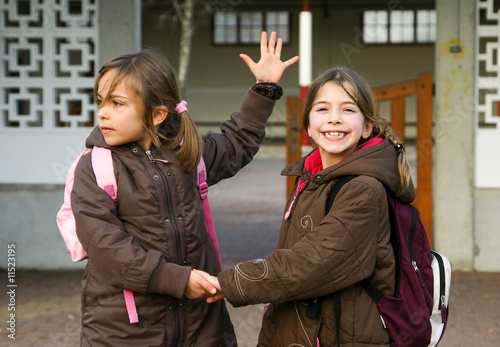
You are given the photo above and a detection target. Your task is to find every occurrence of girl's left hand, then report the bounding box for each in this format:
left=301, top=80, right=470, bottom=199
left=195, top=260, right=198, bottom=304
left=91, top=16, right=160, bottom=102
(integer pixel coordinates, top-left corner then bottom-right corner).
left=184, top=269, right=218, bottom=299
left=240, top=31, right=299, bottom=84
left=191, top=269, right=225, bottom=303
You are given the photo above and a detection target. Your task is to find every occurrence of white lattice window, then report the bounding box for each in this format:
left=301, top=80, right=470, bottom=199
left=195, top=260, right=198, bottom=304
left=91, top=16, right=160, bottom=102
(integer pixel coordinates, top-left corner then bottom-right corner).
left=475, top=0, right=500, bottom=188
left=476, top=0, right=500, bottom=128
left=0, top=0, right=98, bottom=131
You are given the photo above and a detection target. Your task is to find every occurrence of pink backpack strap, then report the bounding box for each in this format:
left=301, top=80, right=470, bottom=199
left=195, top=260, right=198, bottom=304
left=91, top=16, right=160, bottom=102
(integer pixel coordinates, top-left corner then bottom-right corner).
left=91, top=147, right=139, bottom=324
left=197, top=157, right=222, bottom=271
left=123, top=290, right=138, bottom=324
left=91, top=147, right=117, bottom=201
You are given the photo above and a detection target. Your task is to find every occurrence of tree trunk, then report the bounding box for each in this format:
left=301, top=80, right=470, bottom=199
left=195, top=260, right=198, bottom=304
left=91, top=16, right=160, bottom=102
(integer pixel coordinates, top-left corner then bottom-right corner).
left=174, top=0, right=195, bottom=95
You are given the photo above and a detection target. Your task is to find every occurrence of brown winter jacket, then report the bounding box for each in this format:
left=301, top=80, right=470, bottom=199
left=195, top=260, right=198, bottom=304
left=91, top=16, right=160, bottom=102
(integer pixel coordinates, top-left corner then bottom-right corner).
left=71, top=88, right=276, bottom=347
left=218, top=139, right=416, bottom=347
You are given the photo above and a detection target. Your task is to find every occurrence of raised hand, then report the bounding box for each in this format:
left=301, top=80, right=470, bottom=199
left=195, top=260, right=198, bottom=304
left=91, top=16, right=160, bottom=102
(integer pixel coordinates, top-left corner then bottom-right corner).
left=184, top=269, right=218, bottom=299
left=240, top=31, right=299, bottom=84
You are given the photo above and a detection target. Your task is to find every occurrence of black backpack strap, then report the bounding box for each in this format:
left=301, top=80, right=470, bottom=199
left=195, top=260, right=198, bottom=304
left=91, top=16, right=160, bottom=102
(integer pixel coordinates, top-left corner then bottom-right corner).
left=325, top=175, right=358, bottom=214
left=430, top=250, right=446, bottom=310
left=360, top=279, right=384, bottom=303
left=387, top=196, right=402, bottom=297
left=333, top=292, right=342, bottom=347
left=408, top=205, right=418, bottom=269
left=307, top=176, right=358, bottom=344
left=324, top=176, right=357, bottom=347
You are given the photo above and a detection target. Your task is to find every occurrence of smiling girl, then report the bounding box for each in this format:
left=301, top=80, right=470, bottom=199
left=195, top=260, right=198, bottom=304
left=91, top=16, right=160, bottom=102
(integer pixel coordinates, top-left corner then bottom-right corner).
left=206, top=67, right=414, bottom=346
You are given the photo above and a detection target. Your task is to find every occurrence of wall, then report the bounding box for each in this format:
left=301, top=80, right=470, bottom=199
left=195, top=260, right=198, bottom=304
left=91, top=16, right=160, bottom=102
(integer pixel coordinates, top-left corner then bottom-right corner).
left=475, top=189, right=500, bottom=271
left=0, top=184, right=84, bottom=269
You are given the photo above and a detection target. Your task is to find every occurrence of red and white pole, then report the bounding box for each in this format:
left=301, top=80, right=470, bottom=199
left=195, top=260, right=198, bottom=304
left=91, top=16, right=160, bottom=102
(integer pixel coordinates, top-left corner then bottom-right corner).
left=299, top=0, right=312, bottom=152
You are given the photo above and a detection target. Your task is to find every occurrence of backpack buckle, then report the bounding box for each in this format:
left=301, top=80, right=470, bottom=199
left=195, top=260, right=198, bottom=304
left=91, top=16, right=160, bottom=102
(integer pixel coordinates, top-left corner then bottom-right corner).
left=199, top=181, right=208, bottom=200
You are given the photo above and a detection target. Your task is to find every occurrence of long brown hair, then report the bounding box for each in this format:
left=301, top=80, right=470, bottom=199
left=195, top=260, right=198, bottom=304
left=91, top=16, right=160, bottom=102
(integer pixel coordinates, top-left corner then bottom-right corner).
left=94, top=50, right=202, bottom=171
left=302, top=67, right=411, bottom=196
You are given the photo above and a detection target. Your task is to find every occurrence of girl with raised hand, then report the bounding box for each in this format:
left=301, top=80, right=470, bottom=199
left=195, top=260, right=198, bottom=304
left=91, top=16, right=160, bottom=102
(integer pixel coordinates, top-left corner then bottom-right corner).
left=70, top=32, right=298, bottom=346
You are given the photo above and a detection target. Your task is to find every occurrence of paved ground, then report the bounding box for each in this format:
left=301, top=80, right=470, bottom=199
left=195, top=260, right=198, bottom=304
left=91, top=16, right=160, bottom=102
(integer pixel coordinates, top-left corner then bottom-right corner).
left=1, top=270, right=499, bottom=346
left=1, top=148, right=500, bottom=346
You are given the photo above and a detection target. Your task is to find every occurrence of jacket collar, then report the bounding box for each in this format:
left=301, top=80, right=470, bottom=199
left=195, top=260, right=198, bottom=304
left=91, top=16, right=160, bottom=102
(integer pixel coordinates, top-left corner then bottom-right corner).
left=281, top=138, right=415, bottom=203
left=283, top=137, right=384, bottom=177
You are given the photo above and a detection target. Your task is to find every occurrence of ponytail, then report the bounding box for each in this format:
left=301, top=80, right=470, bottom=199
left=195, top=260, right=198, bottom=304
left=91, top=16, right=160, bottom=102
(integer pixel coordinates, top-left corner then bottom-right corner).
left=382, top=128, right=412, bottom=197
left=166, top=106, right=203, bottom=172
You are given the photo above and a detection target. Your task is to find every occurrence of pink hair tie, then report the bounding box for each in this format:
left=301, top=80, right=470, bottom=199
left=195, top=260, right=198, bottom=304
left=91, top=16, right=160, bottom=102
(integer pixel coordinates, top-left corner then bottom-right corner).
left=175, top=100, right=188, bottom=114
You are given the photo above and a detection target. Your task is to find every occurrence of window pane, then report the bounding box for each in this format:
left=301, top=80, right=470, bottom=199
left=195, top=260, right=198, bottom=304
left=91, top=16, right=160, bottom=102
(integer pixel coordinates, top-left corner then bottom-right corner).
left=226, top=13, right=237, bottom=25
left=416, top=10, right=436, bottom=42
left=240, top=12, right=262, bottom=43
left=279, top=12, right=288, bottom=24
left=226, top=27, right=237, bottom=43
left=403, top=25, right=413, bottom=41
left=266, top=11, right=289, bottom=43
left=404, top=11, right=413, bottom=23
left=240, top=12, right=251, bottom=43
left=364, top=10, right=376, bottom=24
left=214, top=28, right=224, bottom=43
left=213, top=12, right=237, bottom=44
left=390, top=10, right=414, bottom=43
left=240, top=29, right=250, bottom=43
left=377, top=11, right=388, bottom=25
left=240, top=14, right=250, bottom=26
left=267, top=12, right=277, bottom=25
left=391, top=10, right=402, bottom=24
left=363, top=11, right=388, bottom=43
left=253, top=12, right=263, bottom=24
left=430, top=10, right=436, bottom=41
left=252, top=27, right=262, bottom=42
left=214, top=12, right=225, bottom=25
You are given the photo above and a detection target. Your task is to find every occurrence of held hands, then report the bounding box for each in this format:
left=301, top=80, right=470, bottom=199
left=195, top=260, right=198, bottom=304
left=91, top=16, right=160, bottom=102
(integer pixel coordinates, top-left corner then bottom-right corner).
left=240, top=31, right=299, bottom=84
left=185, top=269, right=224, bottom=303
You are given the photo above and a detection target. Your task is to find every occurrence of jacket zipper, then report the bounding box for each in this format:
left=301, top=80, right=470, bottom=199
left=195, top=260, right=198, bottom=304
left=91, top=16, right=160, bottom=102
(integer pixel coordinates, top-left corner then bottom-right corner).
left=145, top=149, right=182, bottom=345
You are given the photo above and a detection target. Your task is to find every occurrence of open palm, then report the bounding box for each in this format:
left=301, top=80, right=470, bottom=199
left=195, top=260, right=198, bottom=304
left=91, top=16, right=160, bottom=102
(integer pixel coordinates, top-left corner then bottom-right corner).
left=240, top=31, right=299, bottom=84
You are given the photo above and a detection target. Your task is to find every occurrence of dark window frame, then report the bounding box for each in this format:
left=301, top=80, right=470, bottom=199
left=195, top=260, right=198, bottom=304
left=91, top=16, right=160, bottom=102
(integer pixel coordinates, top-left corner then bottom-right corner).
left=212, top=11, right=291, bottom=46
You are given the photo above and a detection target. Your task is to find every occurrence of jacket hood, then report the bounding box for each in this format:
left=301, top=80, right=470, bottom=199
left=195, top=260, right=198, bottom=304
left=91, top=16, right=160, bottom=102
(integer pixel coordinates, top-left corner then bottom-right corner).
left=282, top=138, right=415, bottom=203
left=85, top=126, right=109, bottom=149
